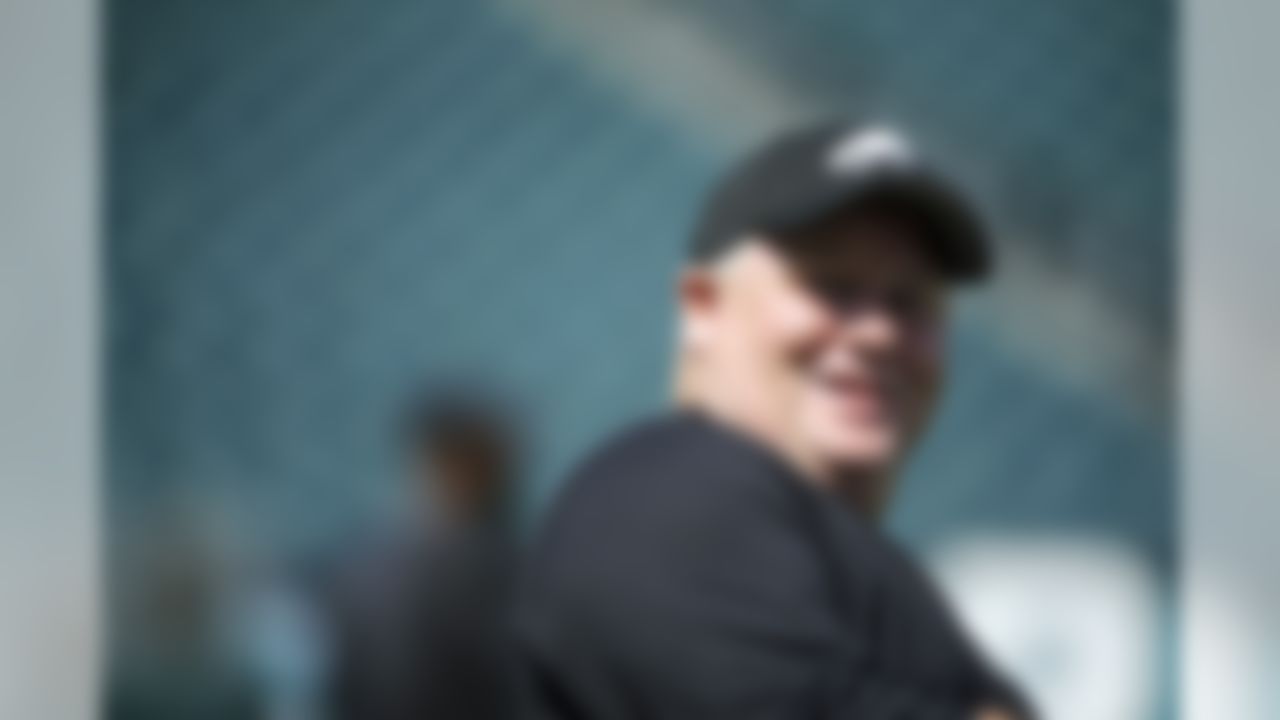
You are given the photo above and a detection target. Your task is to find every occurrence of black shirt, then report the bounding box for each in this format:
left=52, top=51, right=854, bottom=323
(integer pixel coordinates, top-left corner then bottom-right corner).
left=324, top=521, right=514, bottom=720
left=516, top=411, right=1031, bottom=719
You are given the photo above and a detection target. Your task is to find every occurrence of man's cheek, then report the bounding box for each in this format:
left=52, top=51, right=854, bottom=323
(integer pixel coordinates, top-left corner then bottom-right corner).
left=772, top=288, right=836, bottom=339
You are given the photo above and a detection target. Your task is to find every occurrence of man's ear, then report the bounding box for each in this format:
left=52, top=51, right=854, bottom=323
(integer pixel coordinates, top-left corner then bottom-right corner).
left=677, top=266, right=718, bottom=350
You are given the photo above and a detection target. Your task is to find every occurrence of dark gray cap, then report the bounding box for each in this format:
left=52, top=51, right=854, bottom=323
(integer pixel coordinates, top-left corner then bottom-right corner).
left=689, top=120, right=992, bottom=282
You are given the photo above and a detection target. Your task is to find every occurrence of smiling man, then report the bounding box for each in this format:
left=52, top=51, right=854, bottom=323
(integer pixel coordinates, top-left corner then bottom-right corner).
left=517, top=121, right=1033, bottom=720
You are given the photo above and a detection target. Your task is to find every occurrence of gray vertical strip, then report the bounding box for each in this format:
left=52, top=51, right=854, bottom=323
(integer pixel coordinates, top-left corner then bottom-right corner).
left=0, top=0, right=98, bottom=718
left=1184, top=0, right=1280, bottom=718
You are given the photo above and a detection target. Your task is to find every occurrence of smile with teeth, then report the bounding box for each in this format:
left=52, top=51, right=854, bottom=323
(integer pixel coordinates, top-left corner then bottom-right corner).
left=817, top=373, right=893, bottom=418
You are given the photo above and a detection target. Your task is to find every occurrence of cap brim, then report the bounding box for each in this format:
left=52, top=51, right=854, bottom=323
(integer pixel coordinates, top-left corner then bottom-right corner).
left=759, top=171, right=992, bottom=282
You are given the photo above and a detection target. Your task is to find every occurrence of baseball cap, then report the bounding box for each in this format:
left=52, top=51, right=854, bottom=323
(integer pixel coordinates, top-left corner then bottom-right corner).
left=688, top=120, right=992, bottom=282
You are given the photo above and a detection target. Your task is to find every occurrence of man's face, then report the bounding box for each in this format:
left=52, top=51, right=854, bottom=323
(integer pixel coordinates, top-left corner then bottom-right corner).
left=419, top=432, right=509, bottom=524
left=680, top=210, right=949, bottom=492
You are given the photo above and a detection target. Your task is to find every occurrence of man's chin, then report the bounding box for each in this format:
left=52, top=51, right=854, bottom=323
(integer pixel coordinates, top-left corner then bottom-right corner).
left=814, top=437, right=900, bottom=475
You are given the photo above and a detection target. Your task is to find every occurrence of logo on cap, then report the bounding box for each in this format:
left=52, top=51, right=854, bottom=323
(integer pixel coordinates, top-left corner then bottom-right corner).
left=826, top=126, right=916, bottom=175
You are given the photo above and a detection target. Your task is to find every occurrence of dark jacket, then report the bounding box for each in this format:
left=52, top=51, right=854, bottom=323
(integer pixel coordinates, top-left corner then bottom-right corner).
left=516, top=411, right=1031, bottom=719
left=324, top=521, right=514, bottom=720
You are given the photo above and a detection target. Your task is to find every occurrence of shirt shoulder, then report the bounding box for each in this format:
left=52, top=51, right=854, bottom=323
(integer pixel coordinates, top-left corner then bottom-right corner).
left=524, top=412, right=843, bottom=625
left=539, top=412, right=805, bottom=548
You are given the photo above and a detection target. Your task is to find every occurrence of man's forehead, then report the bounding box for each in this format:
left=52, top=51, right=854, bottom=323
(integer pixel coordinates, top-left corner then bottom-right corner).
left=705, top=232, right=943, bottom=291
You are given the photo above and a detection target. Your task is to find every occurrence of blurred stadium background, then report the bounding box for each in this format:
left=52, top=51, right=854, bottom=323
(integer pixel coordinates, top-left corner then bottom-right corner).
left=106, top=1, right=1173, bottom=718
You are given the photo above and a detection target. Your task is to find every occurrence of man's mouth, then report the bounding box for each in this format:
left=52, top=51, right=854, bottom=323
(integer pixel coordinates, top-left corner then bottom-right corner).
left=816, top=373, right=894, bottom=419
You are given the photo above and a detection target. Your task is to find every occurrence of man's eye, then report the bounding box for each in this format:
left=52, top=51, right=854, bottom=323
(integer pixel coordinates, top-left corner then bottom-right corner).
left=887, top=288, right=930, bottom=319
left=810, top=278, right=862, bottom=306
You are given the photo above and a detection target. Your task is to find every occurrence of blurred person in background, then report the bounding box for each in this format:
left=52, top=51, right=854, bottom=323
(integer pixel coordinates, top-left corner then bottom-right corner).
left=323, top=387, right=519, bottom=720
left=107, top=503, right=265, bottom=720
left=517, top=120, right=1033, bottom=720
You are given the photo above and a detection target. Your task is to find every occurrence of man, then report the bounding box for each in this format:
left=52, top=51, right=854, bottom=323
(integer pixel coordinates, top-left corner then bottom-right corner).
left=325, top=388, right=518, bottom=720
left=517, top=121, right=1033, bottom=719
